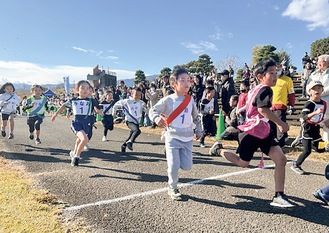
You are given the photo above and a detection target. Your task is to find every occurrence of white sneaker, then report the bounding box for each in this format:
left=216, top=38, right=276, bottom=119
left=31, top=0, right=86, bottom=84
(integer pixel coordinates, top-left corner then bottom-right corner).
left=270, top=194, right=294, bottom=208
left=168, top=188, right=182, bottom=201
left=69, top=150, right=75, bottom=158
left=83, top=145, right=89, bottom=151
left=102, top=136, right=107, bottom=142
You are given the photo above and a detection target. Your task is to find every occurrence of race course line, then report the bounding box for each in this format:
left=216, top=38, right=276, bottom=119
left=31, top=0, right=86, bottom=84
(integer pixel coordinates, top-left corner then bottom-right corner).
left=65, top=163, right=281, bottom=212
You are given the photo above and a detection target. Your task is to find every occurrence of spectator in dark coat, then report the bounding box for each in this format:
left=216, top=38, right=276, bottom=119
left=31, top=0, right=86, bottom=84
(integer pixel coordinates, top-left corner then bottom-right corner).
left=189, top=75, right=205, bottom=110
left=219, top=69, right=236, bottom=115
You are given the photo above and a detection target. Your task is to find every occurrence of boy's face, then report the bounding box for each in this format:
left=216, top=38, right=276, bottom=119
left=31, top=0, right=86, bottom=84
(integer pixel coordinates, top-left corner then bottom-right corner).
left=132, top=90, right=142, bottom=100
left=259, top=66, right=277, bottom=87
left=106, top=93, right=113, bottom=100
left=206, top=90, right=215, bottom=99
left=309, top=85, right=323, bottom=98
left=33, top=87, right=42, bottom=97
left=173, top=73, right=191, bottom=94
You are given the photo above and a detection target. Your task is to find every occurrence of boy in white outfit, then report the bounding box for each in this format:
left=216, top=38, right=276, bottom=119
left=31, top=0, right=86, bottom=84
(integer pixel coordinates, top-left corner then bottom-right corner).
left=151, top=68, right=202, bottom=200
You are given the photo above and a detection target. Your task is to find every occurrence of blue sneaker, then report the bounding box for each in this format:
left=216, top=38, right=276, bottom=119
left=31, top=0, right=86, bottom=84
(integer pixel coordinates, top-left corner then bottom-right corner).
left=313, top=189, right=329, bottom=205
left=325, top=163, right=329, bottom=180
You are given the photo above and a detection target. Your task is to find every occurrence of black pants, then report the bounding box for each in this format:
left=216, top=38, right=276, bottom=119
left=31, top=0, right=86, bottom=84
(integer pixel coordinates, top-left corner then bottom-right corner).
left=102, top=115, right=114, bottom=137
left=296, top=138, right=325, bottom=166
left=123, top=121, right=141, bottom=145
left=27, top=116, right=43, bottom=133
left=200, top=115, right=216, bottom=144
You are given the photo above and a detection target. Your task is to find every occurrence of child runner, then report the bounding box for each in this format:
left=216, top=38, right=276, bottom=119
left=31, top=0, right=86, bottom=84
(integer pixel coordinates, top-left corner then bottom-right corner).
left=0, top=82, right=21, bottom=139
left=214, top=60, right=294, bottom=208
left=22, top=84, right=48, bottom=145
left=290, top=80, right=329, bottom=174
left=100, top=90, right=115, bottom=142
left=199, top=87, right=215, bottom=147
left=52, top=80, right=103, bottom=166
left=113, top=87, right=146, bottom=153
left=150, top=68, right=202, bottom=201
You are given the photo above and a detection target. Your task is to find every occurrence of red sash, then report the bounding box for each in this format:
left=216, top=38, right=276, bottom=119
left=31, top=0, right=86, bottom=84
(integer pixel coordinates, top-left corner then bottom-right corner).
left=164, top=94, right=191, bottom=126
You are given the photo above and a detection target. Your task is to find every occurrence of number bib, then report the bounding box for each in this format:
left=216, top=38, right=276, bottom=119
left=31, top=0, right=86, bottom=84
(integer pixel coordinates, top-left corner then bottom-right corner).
left=72, top=99, right=91, bottom=116
left=170, top=100, right=192, bottom=128
left=127, top=102, right=142, bottom=119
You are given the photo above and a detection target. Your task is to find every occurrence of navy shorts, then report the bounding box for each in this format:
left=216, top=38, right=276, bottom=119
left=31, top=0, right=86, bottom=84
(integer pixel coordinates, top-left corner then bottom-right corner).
left=71, top=118, right=93, bottom=137
left=237, top=131, right=280, bottom=162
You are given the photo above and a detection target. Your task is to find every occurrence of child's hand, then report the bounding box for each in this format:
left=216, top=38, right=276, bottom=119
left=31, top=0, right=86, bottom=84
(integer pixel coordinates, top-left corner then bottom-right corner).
left=3, top=101, right=8, bottom=106
left=51, top=115, right=56, bottom=122
left=209, top=109, right=214, bottom=115
left=278, top=122, right=289, bottom=133
left=315, top=107, right=324, bottom=115
left=155, top=114, right=166, bottom=128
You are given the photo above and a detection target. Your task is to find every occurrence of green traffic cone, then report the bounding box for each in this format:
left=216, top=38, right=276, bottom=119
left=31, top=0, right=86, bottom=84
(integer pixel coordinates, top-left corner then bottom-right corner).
left=216, top=110, right=225, bottom=140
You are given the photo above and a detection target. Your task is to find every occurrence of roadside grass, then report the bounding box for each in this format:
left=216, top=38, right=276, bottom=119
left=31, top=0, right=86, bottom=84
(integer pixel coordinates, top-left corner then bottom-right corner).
left=0, top=157, right=90, bottom=233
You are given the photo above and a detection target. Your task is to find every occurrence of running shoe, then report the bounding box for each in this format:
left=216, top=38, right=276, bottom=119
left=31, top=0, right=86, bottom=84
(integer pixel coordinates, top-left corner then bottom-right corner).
left=270, top=194, right=294, bottom=208
left=102, top=136, right=107, bottom=142
left=121, top=145, right=126, bottom=154
left=71, top=156, right=80, bottom=166
left=1, top=131, right=6, bottom=137
left=29, top=134, right=34, bottom=140
left=35, top=138, right=41, bottom=145
left=209, top=141, right=223, bottom=156
left=83, top=144, right=90, bottom=151
left=290, top=161, right=305, bottom=175
left=8, top=133, right=14, bottom=139
left=313, top=189, right=329, bottom=205
left=168, top=188, right=182, bottom=201
left=126, top=141, right=133, bottom=151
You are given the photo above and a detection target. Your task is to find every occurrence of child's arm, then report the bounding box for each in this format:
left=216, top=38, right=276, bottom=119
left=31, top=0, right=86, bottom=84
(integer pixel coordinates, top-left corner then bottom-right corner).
left=149, top=98, right=166, bottom=128
left=94, top=106, right=103, bottom=116
left=258, top=107, right=289, bottom=133
left=51, top=104, right=67, bottom=122
left=192, top=101, right=203, bottom=139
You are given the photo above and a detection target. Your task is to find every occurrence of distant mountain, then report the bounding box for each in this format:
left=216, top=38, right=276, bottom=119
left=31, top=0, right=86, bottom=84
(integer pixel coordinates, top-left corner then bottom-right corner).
left=118, top=74, right=158, bottom=87
left=13, top=74, right=158, bottom=91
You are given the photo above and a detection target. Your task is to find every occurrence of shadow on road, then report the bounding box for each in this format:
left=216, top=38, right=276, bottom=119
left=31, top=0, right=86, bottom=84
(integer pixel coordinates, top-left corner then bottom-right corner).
left=190, top=194, right=329, bottom=227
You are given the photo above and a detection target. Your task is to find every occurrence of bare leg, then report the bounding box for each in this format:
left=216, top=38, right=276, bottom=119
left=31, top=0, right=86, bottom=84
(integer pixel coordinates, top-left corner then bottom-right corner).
left=221, top=150, right=249, bottom=168
left=268, top=145, right=287, bottom=192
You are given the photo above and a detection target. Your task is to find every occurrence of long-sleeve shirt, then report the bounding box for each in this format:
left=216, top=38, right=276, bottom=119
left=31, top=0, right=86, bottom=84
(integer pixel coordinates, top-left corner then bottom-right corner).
left=0, top=93, right=21, bottom=114
left=113, top=97, right=146, bottom=124
left=150, top=93, right=202, bottom=142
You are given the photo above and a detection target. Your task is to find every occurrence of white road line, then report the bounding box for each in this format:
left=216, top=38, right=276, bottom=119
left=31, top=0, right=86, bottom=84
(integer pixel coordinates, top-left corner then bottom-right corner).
left=65, top=163, right=280, bottom=213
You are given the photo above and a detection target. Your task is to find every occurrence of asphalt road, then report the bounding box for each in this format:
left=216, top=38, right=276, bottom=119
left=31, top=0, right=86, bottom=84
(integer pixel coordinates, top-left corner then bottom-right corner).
left=1, top=115, right=329, bottom=232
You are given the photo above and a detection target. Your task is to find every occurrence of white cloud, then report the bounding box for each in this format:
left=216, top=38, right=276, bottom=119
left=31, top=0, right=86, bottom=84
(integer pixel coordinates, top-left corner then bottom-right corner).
left=209, top=32, right=222, bottom=40
left=286, top=42, right=293, bottom=49
left=73, top=46, right=117, bottom=59
left=282, top=0, right=329, bottom=31
left=181, top=41, right=218, bottom=55
left=0, top=60, right=136, bottom=85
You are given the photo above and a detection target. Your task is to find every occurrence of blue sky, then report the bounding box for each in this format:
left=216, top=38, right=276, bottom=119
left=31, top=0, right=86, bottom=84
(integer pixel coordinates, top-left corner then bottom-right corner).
left=0, top=0, right=329, bottom=85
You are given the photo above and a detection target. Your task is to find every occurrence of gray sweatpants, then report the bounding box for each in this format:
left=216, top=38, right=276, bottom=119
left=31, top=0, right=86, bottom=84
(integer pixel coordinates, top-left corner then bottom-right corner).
left=165, top=137, right=193, bottom=189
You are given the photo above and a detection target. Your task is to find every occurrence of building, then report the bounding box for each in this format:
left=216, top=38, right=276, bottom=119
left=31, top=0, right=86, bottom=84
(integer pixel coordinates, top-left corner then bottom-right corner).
left=87, top=65, right=117, bottom=88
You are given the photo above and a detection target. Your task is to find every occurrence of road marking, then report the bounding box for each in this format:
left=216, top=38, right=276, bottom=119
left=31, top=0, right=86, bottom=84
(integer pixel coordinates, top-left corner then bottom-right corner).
left=65, top=163, right=280, bottom=212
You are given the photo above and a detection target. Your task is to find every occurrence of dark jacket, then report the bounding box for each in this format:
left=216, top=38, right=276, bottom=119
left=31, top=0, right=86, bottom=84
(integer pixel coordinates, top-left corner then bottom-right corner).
left=220, top=77, right=236, bottom=114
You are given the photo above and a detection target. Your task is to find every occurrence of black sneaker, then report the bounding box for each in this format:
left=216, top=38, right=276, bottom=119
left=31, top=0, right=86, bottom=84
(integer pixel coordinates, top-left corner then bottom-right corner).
left=121, top=145, right=126, bottom=154
left=126, top=141, right=133, bottom=151
left=1, top=131, right=6, bottom=137
left=8, top=133, right=14, bottom=139
left=29, top=134, right=34, bottom=140
left=71, top=156, right=80, bottom=166
left=290, top=162, right=305, bottom=175
left=209, top=141, right=224, bottom=156
left=35, top=138, right=41, bottom=145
